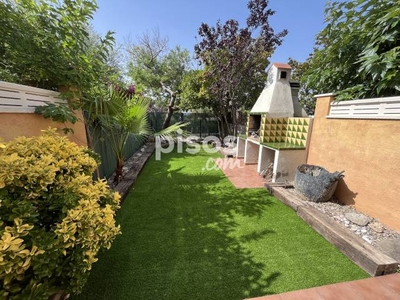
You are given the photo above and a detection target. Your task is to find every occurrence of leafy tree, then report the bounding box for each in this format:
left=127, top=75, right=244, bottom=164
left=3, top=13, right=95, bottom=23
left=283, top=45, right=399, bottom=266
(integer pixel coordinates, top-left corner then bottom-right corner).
left=303, top=0, right=400, bottom=101
left=1, top=0, right=172, bottom=184
left=0, top=0, right=115, bottom=93
left=179, top=69, right=213, bottom=112
left=127, top=29, right=191, bottom=129
left=85, top=25, right=126, bottom=90
left=288, top=57, right=315, bottom=115
left=194, top=0, right=287, bottom=137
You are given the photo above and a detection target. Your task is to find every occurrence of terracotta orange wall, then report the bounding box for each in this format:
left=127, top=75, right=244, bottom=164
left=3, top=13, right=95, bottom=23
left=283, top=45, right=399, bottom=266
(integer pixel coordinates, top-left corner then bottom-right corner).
left=307, top=95, right=400, bottom=230
left=0, top=110, right=87, bottom=146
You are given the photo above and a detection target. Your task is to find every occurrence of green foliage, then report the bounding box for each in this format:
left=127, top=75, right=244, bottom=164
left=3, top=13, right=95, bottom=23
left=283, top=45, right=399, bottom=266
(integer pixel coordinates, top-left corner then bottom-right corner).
left=127, top=31, right=191, bottom=109
left=131, top=45, right=190, bottom=98
left=287, top=58, right=315, bottom=115
left=81, top=27, right=127, bottom=115
left=0, top=0, right=115, bottom=92
left=194, top=0, right=287, bottom=137
left=304, top=0, right=400, bottom=100
left=96, top=87, right=187, bottom=183
left=1, top=0, right=125, bottom=143
left=0, top=130, right=121, bottom=299
left=35, top=103, right=79, bottom=134
left=96, top=88, right=151, bottom=180
left=179, top=70, right=212, bottom=111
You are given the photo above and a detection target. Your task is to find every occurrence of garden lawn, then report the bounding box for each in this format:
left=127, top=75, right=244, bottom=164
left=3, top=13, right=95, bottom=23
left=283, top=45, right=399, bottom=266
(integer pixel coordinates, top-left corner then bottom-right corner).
left=73, top=147, right=368, bottom=300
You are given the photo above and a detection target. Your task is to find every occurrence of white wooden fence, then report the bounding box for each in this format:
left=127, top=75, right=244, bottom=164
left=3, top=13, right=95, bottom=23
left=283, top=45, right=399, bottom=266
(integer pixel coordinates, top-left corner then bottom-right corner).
left=0, top=81, right=66, bottom=113
left=328, top=96, right=400, bottom=120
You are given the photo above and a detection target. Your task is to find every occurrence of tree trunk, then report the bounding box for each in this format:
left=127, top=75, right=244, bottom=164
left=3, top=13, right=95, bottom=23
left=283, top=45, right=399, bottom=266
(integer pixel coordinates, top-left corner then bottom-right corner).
left=113, top=158, right=124, bottom=185
left=219, top=113, right=231, bottom=142
left=231, top=106, right=237, bottom=137
left=216, top=117, right=223, bottom=141
left=161, top=83, right=178, bottom=129
left=162, top=98, right=175, bottom=129
left=222, top=112, right=231, bottom=137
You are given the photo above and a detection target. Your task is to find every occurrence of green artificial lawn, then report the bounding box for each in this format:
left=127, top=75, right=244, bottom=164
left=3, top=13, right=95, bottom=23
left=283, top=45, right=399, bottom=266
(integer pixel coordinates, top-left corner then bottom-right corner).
left=73, top=147, right=368, bottom=300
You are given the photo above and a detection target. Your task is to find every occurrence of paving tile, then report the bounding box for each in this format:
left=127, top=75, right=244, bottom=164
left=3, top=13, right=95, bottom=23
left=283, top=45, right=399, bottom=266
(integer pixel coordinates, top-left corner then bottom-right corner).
left=377, top=273, right=400, bottom=295
left=246, top=274, right=400, bottom=300
left=349, top=276, right=399, bottom=300
left=279, top=288, right=322, bottom=300
left=318, top=282, right=366, bottom=300
left=314, top=283, right=350, bottom=300
left=214, top=158, right=265, bottom=189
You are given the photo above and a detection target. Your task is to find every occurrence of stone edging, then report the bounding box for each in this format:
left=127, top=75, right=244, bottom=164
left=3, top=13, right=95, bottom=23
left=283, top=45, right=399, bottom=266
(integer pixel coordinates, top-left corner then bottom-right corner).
left=108, top=142, right=155, bottom=202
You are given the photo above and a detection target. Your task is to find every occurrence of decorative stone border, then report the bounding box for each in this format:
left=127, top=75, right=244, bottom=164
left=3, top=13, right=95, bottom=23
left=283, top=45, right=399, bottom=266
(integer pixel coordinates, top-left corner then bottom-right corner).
left=265, top=183, right=399, bottom=276
left=108, top=142, right=155, bottom=202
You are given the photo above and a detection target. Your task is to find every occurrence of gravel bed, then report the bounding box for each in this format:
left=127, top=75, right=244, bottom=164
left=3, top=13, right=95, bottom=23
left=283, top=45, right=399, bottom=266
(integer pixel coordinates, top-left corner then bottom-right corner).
left=286, top=188, right=400, bottom=246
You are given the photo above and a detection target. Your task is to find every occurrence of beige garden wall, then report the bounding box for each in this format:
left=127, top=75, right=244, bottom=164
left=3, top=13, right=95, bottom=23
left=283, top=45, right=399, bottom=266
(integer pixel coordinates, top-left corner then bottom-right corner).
left=0, top=110, right=87, bottom=146
left=0, top=81, right=87, bottom=146
left=307, top=94, right=400, bottom=230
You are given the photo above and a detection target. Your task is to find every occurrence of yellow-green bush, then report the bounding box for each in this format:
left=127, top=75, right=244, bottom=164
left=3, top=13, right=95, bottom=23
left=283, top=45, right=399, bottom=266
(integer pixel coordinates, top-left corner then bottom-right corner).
left=0, top=129, right=121, bottom=299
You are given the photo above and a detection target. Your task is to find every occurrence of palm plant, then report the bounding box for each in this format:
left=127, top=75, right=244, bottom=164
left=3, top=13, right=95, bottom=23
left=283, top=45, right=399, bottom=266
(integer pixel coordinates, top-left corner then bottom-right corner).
left=97, top=87, right=186, bottom=184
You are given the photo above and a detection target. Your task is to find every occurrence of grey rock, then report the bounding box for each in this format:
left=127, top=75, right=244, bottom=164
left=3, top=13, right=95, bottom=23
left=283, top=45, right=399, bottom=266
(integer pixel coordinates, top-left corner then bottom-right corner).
left=362, top=235, right=372, bottom=244
left=294, top=164, right=344, bottom=203
left=369, top=222, right=384, bottom=233
left=345, top=212, right=370, bottom=226
left=376, top=239, right=400, bottom=261
left=350, top=225, right=358, bottom=232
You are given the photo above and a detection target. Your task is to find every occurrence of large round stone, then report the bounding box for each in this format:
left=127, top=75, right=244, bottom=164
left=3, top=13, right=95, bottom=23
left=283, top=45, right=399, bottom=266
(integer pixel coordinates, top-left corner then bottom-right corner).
left=294, top=164, right=344, bottom=202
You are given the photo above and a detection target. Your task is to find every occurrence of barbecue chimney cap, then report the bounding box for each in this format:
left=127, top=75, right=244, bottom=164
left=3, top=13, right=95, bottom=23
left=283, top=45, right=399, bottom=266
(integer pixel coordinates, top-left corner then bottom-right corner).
left=272, top=63, right=292, bottom=70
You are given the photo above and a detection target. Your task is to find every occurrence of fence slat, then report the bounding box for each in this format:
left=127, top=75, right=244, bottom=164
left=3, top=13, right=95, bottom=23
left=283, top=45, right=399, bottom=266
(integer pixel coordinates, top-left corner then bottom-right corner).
left=0, top=81, right=67, bottom=113
left=384, top=103, right=400, bottom=108
left=0, top=98, right=23, bottom=106
left=352, top=104, right=381, bottom=110
left=382, top=109, right=400, bottom=114
left=24, top=94, right=60, bottom=102
left=0, top=90, right=21, bottom=99
left=328, top=96, right=400, bottom=120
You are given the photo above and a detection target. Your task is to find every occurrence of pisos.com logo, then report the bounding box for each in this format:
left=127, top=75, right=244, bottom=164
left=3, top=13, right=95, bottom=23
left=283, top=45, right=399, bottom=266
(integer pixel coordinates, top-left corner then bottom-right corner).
left=155, top=130, right=245, bottom=171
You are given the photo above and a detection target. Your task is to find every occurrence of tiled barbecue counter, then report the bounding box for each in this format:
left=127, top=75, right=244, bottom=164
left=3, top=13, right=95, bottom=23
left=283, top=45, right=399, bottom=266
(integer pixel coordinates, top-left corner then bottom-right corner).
left=238, top=115, right=313, bottom=183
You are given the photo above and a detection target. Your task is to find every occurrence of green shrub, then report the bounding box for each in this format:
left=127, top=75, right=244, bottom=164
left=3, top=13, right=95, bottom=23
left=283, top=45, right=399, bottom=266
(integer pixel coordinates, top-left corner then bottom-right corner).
left=0, top=129, right=121, bottom=299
